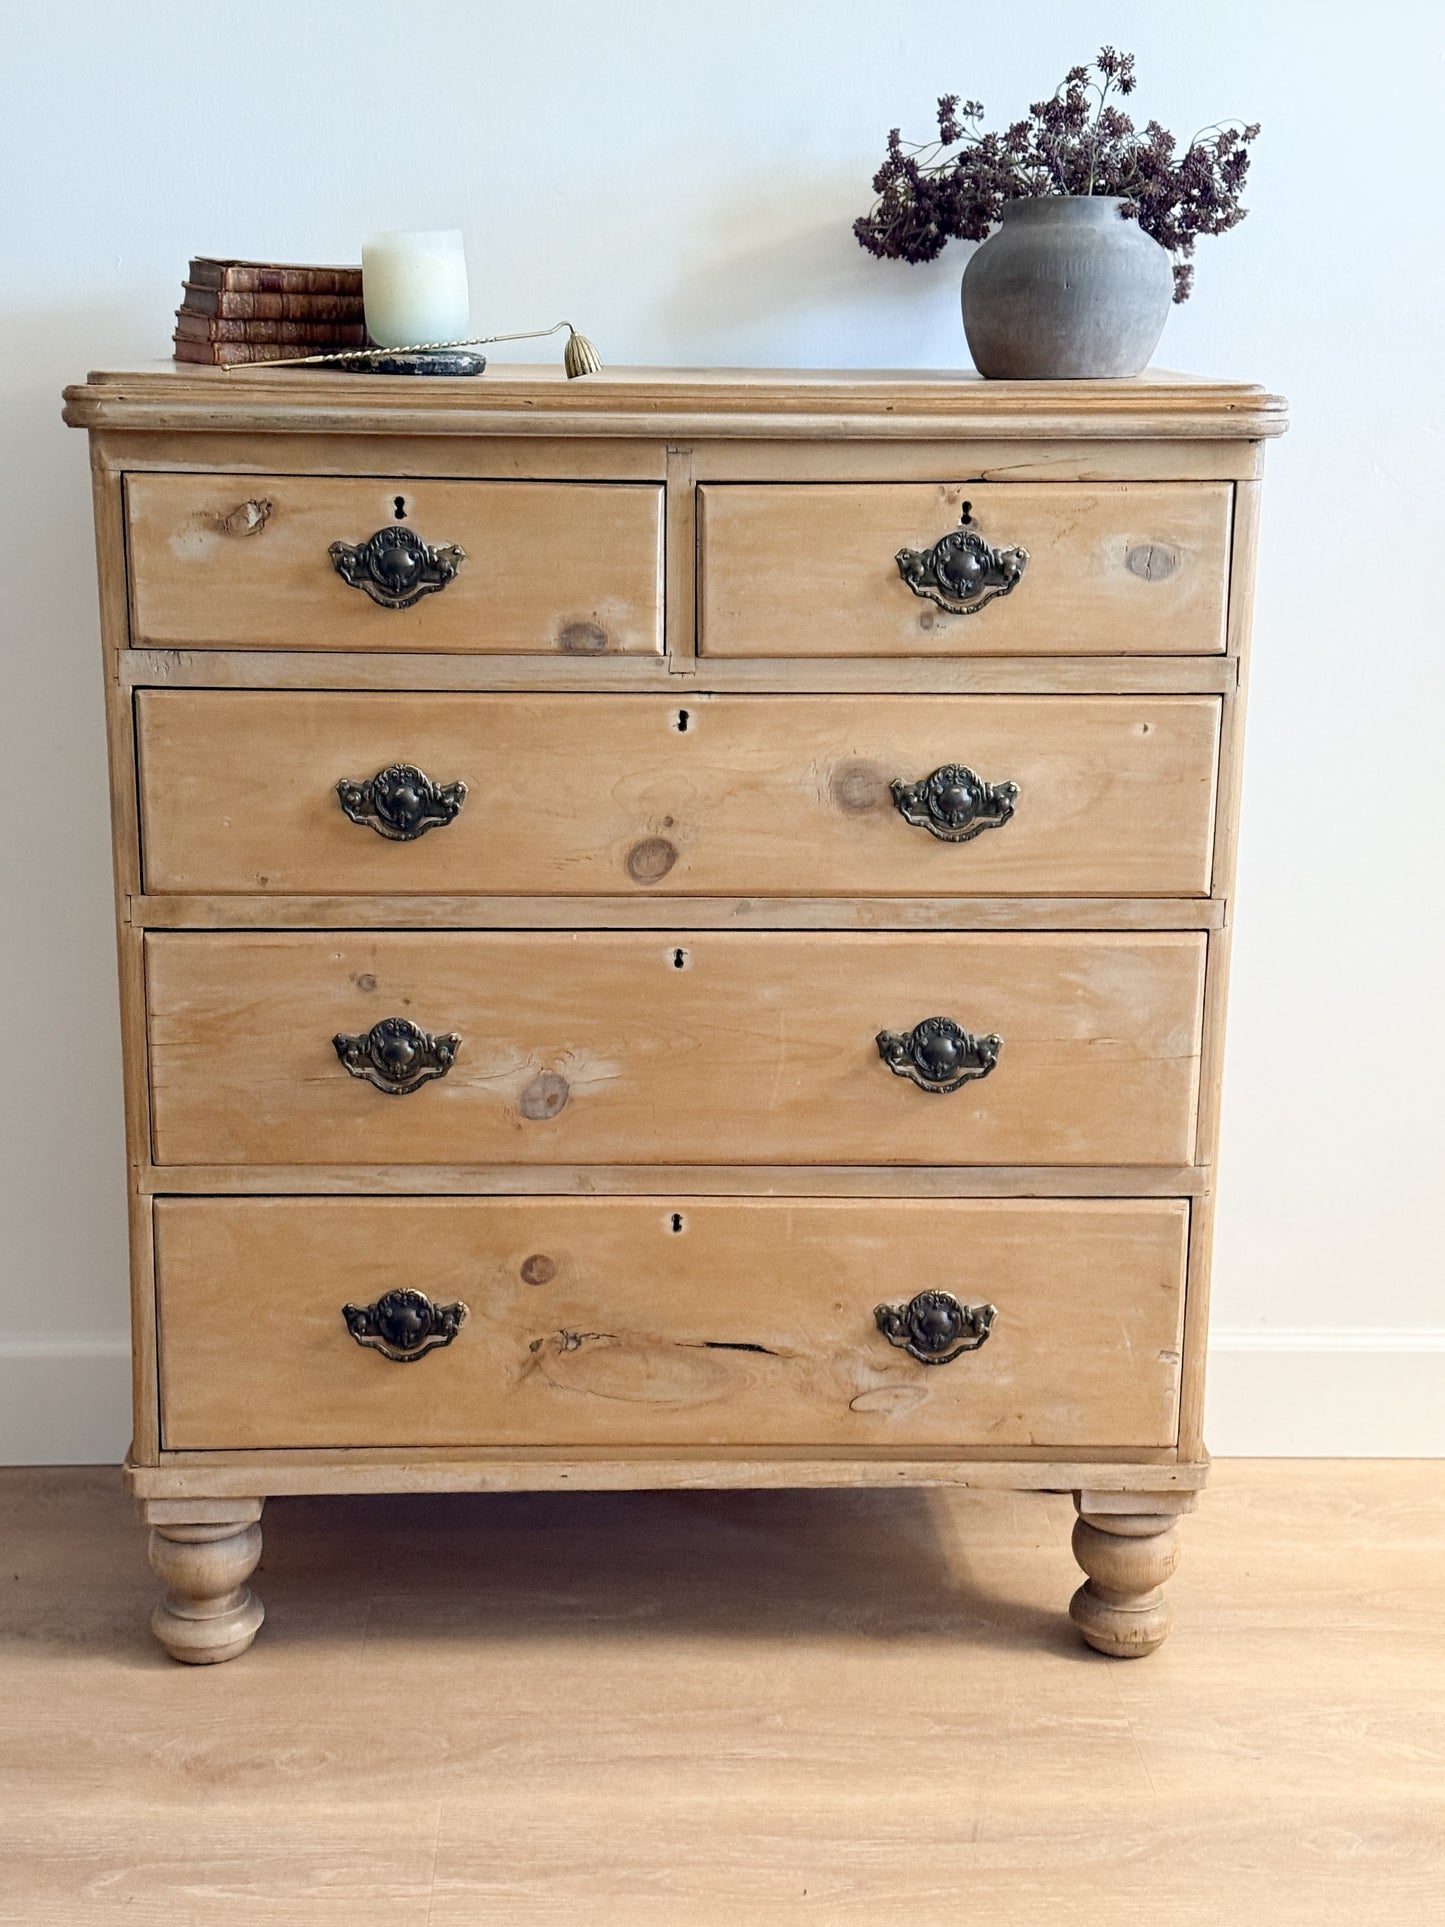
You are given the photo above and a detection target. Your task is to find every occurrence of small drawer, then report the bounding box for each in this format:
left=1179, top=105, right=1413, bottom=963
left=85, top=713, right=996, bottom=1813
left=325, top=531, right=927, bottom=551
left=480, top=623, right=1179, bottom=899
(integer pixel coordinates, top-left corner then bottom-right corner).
left=145, top=930, right=1205, bottom=1168
left=125, top=474, right=664, bottom=654
left=154, top=1196, right=1188, bottom=1450
left=136, top=690, right=1221, bottom=899
left=698, top=482, right=1231, bottom=656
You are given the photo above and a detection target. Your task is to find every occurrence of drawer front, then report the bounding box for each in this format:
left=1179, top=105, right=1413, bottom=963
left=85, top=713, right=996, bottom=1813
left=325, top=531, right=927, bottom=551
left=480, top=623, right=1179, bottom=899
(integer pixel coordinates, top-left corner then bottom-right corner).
left=125, top=474, right=664, bottom=654
left=137, top=691, right=1221, bottom=899
left=154, top=1196, right=1188, bottom=1450
left=699, top=482, right=1230, bottom=656
left=145, top=931, right=1205, bottom=1167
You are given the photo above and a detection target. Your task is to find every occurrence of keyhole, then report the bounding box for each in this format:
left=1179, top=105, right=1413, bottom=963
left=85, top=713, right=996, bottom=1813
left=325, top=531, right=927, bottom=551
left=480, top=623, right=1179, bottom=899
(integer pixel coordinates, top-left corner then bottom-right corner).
left=958, top=500, right=973, bottom=525
left=672, top=947, right=688, bottom=969
left=670, top=1212, right=684, bottom=1233
left=674, top=709, right=690, bottom=732
left=393, top=496, right=407, bottom=520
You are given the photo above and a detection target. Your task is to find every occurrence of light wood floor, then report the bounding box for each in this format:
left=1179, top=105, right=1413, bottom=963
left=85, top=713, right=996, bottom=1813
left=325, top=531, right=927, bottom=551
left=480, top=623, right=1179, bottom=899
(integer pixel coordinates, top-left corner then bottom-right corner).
left=2, top=1462, right=1442, bottom=1925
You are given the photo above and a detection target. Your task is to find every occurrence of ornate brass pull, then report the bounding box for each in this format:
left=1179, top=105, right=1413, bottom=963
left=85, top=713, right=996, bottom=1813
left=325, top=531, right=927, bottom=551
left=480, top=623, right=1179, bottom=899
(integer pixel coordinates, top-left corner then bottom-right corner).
left=329, top=526, right=466, bottom=609
left=332, top=1017, right=460, bottom=1095
left=874, top=1292, right=996, bottom=1365
left=892, top=764, right=1019, bottom=843
left=336, top=764, right=468, bottom=840
left=895, top=505, right=1028, bottom=616
left=343, top=1287, right=468, bottom=1362
left=876, top=1016, right=1001, bottom=1093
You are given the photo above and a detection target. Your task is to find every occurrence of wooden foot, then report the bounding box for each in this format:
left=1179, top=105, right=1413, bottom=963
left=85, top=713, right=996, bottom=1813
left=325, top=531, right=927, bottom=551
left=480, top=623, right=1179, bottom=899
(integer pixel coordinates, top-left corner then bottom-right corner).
left=1068, top=1490, right=1196, bottom=1659
left=142, top=1499, right=265, bottom=1664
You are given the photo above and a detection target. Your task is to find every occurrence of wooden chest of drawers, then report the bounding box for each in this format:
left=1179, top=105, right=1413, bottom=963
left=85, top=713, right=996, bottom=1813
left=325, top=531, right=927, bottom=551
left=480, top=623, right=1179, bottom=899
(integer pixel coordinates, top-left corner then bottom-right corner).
left=64, top=364, right=1285, bottom=1664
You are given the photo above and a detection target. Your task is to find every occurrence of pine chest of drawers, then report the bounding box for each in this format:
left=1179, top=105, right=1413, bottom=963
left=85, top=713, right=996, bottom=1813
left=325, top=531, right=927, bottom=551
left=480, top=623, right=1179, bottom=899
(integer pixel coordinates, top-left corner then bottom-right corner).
left=64, top=364, right=1285, bottom=1663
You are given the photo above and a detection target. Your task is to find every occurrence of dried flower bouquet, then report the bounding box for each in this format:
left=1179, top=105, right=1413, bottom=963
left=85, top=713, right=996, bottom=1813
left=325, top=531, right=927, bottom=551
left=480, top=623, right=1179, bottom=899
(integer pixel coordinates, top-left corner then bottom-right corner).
left=855, top=48, right=1258, bottom=301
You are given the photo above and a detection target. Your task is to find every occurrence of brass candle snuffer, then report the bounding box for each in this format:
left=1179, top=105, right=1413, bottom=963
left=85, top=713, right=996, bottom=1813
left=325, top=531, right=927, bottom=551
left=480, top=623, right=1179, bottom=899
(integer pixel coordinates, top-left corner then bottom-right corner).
left=220, top=319, right=602, bottom=378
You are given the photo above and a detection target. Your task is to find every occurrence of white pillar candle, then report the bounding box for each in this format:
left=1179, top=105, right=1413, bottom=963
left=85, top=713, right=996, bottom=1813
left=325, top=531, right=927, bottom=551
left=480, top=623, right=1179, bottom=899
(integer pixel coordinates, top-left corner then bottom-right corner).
left=362, top=230, right=470, bottom=348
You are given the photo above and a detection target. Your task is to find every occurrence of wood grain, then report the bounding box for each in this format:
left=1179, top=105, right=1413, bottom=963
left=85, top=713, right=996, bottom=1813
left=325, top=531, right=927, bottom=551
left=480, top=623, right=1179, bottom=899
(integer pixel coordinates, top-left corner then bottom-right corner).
left=132, top=1162, right=1207, bottom=1199
left=699, top=482, right=1231, bottom=656
left=118, top=646, right=1237, bottom=694
left=145, top=1507, right=266, bottom=1663
left=91, top=422, right=1261, bottom=483
left=126, top=1450, right=1202, bottom=1500
left=1178, top=476, right=1265, bottom=1457
left=86, top=451, right=157, bottom=1462
left=143, top=930, right=1206, bottom=1168
left=136, top=690, right=1221, bottom=899
left=63, top=360, right=1290, bottom=441
left=1, top=1463, right=1438, bottom=1926
left=130, top=895, right=1227, bottom=933
left=125, top=474, right=665, bottom=654
left=691, top=436, right=1265, bottom=483
left=64, top=365, right=1281, bottom=1662
left=153, top=1196, right=1186, bottom=1451
left=95, top=424, right=670, bottom=480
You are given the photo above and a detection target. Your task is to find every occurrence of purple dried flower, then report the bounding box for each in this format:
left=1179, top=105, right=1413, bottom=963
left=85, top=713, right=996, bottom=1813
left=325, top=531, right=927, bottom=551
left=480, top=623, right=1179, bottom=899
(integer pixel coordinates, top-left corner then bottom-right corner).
left=852, top=48, right=1257, bottom=300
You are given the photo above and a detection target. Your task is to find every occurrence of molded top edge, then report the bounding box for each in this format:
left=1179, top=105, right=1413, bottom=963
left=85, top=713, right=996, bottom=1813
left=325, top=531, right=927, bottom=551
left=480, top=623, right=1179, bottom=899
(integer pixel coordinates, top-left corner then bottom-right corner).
left=63, top=361, right=1288, bottom=439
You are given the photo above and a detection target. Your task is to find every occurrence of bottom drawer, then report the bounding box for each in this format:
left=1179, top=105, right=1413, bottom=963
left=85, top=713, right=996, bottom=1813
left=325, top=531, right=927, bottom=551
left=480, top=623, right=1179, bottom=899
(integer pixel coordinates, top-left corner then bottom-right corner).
left=156, top=1197, right=1187, bottom=1452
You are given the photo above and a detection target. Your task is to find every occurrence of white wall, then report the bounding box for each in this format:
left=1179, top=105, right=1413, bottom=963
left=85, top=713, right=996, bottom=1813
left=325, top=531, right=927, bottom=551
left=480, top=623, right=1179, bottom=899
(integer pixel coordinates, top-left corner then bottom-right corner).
left=2, top=0, right=1441, bottom=1461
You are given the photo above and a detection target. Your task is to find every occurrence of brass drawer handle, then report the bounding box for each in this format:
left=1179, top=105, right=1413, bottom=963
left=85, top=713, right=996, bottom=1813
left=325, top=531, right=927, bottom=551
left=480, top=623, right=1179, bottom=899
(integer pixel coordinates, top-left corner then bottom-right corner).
left=329, top=525, right=466, bottom=609
left=874, top=1291, right=996, bottom=1366
left=892, top=764, right=1019, bottom=842
left=343, top=1287, right=468, bottom=1362
left=333, top=1016, right=461, bottom=1095
left=876, top=1016, right=1001, bottom=1093
left=895, top=504, right=1028, bottom=616
left=336, top=764, right=468, bottom=840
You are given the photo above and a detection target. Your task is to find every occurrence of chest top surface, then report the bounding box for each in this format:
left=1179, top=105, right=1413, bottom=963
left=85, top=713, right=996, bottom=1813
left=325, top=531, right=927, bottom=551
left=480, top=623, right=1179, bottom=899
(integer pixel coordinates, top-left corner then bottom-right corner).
left=63, top=362, right=1287, bottom=442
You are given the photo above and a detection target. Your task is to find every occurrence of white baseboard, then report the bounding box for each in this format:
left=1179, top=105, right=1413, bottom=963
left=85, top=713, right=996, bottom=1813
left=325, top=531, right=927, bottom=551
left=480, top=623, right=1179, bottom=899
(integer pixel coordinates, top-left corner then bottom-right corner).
left=1205, top=1326, right=1445, bottom=1456
left=0, top=1334, right=132, bottom=1465
left=1, top=1329, right=1441, bottom=1465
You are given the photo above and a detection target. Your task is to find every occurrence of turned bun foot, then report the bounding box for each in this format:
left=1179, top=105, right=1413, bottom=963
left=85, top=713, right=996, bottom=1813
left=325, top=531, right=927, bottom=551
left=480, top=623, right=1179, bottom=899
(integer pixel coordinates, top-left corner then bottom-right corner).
left=144, top=1501, right=265, bottom=1664
left=1069, top=1495, right=1191, bottom=1659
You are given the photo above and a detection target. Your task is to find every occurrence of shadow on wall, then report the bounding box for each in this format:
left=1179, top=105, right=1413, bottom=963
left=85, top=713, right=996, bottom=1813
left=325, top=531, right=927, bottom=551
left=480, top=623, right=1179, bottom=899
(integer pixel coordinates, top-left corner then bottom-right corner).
left=657, top=175, right=975, bottom=368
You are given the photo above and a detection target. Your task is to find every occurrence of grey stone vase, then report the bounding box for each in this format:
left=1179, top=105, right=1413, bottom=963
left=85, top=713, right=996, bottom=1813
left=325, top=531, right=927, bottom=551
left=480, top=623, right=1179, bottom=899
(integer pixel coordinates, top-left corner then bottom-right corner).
left=961, top=195, right=1173, bottom=380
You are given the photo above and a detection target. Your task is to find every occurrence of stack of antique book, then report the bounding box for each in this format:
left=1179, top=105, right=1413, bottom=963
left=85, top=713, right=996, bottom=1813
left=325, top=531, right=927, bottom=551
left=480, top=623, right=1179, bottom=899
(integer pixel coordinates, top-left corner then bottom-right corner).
left=173, top=258, right=367, bottom=365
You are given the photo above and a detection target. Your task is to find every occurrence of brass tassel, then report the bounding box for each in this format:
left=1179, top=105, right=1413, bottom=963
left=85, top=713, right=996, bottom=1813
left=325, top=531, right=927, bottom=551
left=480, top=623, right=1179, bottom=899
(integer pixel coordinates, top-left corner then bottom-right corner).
left=562, top=326, right=602, bottom=378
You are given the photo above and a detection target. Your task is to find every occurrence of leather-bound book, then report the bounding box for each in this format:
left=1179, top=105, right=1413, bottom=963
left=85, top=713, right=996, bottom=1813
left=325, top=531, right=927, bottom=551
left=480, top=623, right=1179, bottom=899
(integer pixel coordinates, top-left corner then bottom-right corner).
left=171, top=339, right=339, bottom=365
left=180, top=283, right=365, bottom=321
left=174, top=312, right=368, bottom=346
left=188, top=257, right=362, bottom=296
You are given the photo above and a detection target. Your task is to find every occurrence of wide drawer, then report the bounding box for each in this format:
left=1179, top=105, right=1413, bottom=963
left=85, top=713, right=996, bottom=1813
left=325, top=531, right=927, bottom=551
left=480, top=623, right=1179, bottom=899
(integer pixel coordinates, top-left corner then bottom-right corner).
left=154, top=1196, right=1188, bottom=1449
left=145, top=931, right=1205, bottom=1166
left=699, top=482, right=1230, bottom=656
left=137, top=691, right=1221, bottom=898
left=125, top=474, right=665, bottom=653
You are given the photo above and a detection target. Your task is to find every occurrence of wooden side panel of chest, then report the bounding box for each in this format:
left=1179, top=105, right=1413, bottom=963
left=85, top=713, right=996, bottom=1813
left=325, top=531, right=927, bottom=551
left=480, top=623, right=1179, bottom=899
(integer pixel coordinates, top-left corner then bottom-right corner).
left=65, top=364, right=1283, bottom=1664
